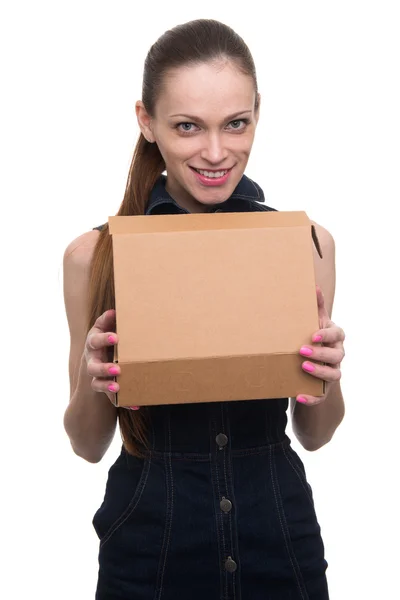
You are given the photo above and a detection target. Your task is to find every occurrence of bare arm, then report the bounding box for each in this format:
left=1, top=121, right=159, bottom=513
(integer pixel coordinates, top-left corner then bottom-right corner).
left=63, top=230, right=118, bottom=463
left=290, top=223, right=345, bottom=451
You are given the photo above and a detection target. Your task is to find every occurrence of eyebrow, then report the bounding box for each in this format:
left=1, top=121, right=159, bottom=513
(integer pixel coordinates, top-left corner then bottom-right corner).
left=168, top=110, right=253, bottom=123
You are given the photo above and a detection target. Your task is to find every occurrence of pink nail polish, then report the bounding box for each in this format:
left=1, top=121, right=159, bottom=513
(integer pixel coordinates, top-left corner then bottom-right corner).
left=300, top=346, right=313, bottom=356
left=302, top=362, right=315, bottom=373
left=129, top=406, right=140, bottom=411
left=109, top=367, right=119, bottom=375
left=108, top=335, right=116, bottom=344
left=108, top=384, right=117, bottom=392
left=312, top=335, right=322, bottom=343
left=297, top=396, right=307, bottom=404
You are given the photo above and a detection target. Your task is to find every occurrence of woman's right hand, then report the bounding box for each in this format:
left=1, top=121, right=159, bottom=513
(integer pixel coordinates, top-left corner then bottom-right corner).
left=84, top=309, right=139, bottom=410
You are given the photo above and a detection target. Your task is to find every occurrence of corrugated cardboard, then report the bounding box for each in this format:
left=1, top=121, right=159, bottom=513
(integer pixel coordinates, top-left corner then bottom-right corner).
left=108, top=211, right=325, bottom=407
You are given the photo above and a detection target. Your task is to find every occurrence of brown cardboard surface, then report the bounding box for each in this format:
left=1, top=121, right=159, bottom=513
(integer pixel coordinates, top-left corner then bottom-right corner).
left=109, top=211, right=324, bottom=407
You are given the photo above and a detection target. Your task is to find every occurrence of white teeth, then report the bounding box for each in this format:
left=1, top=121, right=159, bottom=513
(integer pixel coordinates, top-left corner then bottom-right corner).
left=195, top=169, right=228, bottom=178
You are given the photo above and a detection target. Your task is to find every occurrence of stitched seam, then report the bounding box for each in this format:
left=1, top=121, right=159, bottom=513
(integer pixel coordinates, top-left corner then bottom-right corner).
left=153, top=453, right=170, bottom=599
left=221, top=405, right=235, bottom=600
left=230, top=193, right=258, bottom=200
left=147, top=197, right=188, bottom=215
left=250, top=203, right=275, bottom=212
left=232, top=439, right=289, bottom=458
left=100, top=455, right=151, bottom=548
left=227, top=465, right=241, bottom=600
left=151, top=440, right=289, bottom=462
left=210, top=415, right=226, bottom=600
left=248, top=178, right=261, bottom=199
left=253, top=203, right=277, bottom=212
left=154, top=418, right=174, bottom=600
left=269, top=445, right=308, bottom=600
left=150, top=451, right=210, bottom=461
left=216, top=447, right=227, bottom=599
left=210, top=454, right=225, bottom=600
left=282, top=446, right=314, bottom=504
left=214, top=413, right=228, bottom=600
left=148, top=439, right=289, bottom=460
left=226, top=407, right=241, bottom=600
left=219, top=405, right=229, bottom=600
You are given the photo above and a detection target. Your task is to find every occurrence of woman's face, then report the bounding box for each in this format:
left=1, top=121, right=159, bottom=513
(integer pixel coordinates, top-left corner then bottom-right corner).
left=137, top=60, right=260, bottom=212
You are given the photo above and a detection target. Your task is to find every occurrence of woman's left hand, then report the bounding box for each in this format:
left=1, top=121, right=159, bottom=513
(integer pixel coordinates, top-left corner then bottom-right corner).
left=296, top=285, right=345, bottom=406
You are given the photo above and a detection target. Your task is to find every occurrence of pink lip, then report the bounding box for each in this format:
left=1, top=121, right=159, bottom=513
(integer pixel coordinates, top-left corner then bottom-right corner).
left=190, top=166, right=233, bottom=187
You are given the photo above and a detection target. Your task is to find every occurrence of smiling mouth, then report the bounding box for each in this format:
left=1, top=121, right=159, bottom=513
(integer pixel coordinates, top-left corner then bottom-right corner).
left=190, top=167, right=232, bottom=179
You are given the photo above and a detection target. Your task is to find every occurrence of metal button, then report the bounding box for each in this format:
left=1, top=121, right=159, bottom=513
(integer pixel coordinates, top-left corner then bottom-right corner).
left=220, top=497, right=232, bottom=513
left=225, top=557, right=237, bottom=573
left=216, top=433, right=228, bottom=448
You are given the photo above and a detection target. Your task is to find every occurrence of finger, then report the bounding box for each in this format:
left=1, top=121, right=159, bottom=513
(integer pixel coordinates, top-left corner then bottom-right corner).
left=300, top=345, right=345, bottom=365
left=312, top=326, right=345, bottom=346
left=91, top=377, right=120, bottom=395
left=87, top=357, right=120, bottom=379
left=316, top=285, right=329, bottom=323
left=316, top=285, right=324, bottom=310
left=92, top=309, right=117, bottom=334
left=125, top=406, right=140, bottom=411
left=296, top=394, right=326, bottom=406
left=301, top=361, right=342, bottom=383
left=86, top=331, right=119, bottom=352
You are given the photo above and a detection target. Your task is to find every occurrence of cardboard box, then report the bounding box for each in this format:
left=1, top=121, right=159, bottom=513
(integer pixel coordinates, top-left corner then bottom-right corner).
left=108, top=211, right=325, bottom=407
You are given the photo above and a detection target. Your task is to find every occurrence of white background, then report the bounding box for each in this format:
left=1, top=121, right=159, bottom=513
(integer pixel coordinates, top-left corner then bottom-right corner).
left=1, top=1, right=399, bottom=598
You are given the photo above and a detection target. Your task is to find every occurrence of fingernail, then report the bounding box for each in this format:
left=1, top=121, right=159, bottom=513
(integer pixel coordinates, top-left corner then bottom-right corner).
left=109, top=367, right=119, bottom=375
left=297, top=396, right=307, bottom=404
left=300, top=346, right=313, bottom=357
left=302, top=362, right=315, bottom=373
left=108, top=335, right=116, bottom=344
left=108, top=384, right=117, bottom=392
left=312, top=335, right=322, bottom=343
left=129, top=406, right=140, bottom=411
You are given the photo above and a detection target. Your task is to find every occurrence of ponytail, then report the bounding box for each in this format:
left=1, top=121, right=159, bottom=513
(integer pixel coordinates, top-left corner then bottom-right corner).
left=86, top=134, right=165, bottom=455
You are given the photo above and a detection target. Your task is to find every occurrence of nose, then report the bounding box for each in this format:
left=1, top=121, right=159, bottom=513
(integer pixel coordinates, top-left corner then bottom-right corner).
left=200, top=132, right=228, bottom=165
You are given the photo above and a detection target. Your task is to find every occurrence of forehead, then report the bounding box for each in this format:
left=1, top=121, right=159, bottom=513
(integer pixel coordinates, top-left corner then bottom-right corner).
left=154, top=61, right=256, bottom=119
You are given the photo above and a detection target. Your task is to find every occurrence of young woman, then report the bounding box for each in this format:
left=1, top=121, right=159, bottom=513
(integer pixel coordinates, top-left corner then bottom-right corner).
left=63, top=18, right=345, bottom=600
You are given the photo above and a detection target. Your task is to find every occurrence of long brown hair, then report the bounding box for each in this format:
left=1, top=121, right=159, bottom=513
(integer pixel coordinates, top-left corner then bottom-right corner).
left=86, top=19, right=259, bottom=456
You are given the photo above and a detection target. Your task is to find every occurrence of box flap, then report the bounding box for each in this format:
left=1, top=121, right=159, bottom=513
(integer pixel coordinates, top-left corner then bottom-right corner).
left=109, top=212, right=323, bottom=256
left=108, top=211, right=312, bottom=235
left=115, top=353, right=324, bottom=407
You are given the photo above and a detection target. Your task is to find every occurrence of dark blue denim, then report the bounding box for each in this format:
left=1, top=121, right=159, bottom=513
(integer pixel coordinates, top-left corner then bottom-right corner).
left=92, top=175, right=329, bottom=599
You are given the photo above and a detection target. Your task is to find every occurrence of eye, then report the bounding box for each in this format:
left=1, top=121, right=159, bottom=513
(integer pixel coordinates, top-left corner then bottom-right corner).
left=227, top=119, right=249, bottom=131
left=176, top=122, right=198, bottom=134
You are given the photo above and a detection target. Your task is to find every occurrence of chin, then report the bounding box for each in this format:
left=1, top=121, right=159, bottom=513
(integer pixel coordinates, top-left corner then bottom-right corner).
left=204, top=182, right=240, bottom=204
left=195, top=191, right=229, bottom=207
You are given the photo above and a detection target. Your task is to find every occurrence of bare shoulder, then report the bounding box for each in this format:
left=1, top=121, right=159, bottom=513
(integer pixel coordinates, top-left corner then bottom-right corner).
left=63, top=229, right=101, bottom=269
left=63, top=230, right=102, bottom=394
left=63, top=229, right=101, bottom=334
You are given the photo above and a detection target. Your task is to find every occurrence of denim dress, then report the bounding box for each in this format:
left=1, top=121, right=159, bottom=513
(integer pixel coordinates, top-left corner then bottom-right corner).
left=92, top=175, right=329, bottom=600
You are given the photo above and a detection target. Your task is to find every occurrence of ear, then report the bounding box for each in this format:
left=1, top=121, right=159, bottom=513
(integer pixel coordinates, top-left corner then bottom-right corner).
left=135, top=101, right=155, bottom=143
